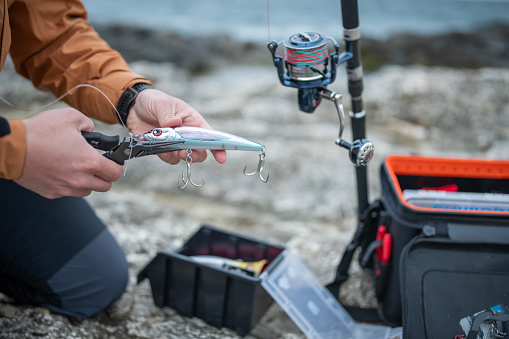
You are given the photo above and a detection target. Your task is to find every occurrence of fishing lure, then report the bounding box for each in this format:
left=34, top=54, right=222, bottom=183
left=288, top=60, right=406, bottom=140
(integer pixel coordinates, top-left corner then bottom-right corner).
left=82, top=126, right=269, bottom=189
left=190, top=256, right=269, bottom=277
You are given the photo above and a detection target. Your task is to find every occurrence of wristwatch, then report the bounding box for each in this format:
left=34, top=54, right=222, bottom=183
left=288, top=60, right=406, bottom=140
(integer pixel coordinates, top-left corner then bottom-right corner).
left=116, top=83, right=153, bottom=125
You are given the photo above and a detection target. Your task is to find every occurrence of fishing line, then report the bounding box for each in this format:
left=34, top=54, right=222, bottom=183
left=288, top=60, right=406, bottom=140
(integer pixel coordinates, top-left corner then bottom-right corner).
left=0, top=83, right=137, bottom=175
left=265, top=2, right=328, bottom=75
left=267, top=0, right=271, bottom=42
left=283, top=43, right=328, bottom=66
left=0, top=83, right=127, bottom=130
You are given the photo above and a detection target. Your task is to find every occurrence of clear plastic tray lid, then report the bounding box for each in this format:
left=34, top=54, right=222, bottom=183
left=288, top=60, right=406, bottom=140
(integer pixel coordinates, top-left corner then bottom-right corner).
left=260, top=252, right=401, bottom=339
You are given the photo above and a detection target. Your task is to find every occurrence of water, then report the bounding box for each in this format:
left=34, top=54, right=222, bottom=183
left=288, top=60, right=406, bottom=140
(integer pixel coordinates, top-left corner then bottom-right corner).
left=82, top=0, right=509, bottom=42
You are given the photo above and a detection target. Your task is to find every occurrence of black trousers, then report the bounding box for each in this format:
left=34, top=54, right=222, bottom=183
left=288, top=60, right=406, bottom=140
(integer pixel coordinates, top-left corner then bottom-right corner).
left=0, top=179, right=128, bottom=318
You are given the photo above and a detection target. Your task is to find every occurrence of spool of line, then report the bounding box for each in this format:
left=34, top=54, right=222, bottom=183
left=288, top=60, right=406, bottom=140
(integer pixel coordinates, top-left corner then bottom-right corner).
left=282, top=32, right=329, bottom=81
left=284, top=44, right=328, bottom=66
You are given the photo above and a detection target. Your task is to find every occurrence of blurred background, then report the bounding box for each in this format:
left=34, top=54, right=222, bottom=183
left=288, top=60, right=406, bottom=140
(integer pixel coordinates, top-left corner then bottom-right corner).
left=1, top=0, right=509, bottom=338
left=82, top=0, right=509, bottom=42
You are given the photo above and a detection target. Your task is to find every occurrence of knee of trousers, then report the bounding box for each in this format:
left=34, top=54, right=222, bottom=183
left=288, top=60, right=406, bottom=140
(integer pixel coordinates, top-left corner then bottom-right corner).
left=44, top=229, right=129, bottom=318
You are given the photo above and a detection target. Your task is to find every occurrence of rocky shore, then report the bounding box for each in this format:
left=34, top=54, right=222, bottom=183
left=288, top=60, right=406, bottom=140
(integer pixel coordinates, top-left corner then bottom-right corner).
left=95, top=23, right=509, bottom=72
left=1, top=24, right=509, bottom=338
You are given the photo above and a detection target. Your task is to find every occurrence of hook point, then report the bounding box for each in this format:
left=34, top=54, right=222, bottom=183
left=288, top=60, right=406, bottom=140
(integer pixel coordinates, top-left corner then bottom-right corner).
left=244, top=147, right=269, bottom=183
left=179, top=149, right=205, bottom=189
left=243, top=164, right=257, bottom=176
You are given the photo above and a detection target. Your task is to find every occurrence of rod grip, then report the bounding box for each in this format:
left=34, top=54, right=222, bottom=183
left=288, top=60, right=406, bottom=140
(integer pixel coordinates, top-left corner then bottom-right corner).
left=341, top=0, right=360, bottom=29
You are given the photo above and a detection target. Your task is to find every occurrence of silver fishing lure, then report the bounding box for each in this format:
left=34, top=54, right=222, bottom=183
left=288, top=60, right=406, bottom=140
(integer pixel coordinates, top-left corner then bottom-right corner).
left=84, top=126, right=269, bottom=189
left=142, top=126, right=264, bottom=152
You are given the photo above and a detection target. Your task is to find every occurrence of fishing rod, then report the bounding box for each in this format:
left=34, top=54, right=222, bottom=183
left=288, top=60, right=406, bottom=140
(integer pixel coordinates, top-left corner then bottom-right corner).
left=328, top=0, right=380, bottom=315
left=341, top=0, right=369, bottom=214
left=266, top=0, right=373, bottom=306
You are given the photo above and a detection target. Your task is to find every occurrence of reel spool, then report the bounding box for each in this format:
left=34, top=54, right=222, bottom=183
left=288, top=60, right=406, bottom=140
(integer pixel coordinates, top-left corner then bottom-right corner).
left=268, top=32, right=348, bottom=90
left=268, top=32, right=374, bottom=167
left=281, top=32, right=332, bottom=84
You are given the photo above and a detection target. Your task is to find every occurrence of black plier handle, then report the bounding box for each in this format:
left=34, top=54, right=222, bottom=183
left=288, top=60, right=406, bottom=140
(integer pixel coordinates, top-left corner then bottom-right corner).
left=82, top=131, right=184, bottom=165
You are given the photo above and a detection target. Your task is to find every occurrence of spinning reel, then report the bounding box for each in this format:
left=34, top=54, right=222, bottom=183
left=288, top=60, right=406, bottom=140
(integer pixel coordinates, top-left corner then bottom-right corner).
left=268, top=32, right=374, bottom=167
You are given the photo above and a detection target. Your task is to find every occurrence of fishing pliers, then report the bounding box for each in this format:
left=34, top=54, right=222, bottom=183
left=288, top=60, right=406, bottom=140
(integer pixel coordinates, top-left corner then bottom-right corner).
left=82, top=130, right=185, bottom=165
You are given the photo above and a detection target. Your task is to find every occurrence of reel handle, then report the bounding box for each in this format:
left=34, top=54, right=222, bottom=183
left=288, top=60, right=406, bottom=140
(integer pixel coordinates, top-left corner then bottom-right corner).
left=337, top=138, right=375, bottom=167
left=320, top=88, right=374, bottom=167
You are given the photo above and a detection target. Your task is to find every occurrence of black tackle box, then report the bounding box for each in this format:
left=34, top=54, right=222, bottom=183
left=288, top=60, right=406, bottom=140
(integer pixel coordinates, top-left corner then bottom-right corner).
left=137, top=225, right=286, bottom=336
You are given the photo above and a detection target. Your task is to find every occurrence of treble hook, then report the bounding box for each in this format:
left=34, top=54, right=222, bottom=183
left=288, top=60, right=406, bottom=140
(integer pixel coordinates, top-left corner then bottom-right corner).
left=243, top=146, right=269, bottom=183
left=178, top=149, right=205, bottom=190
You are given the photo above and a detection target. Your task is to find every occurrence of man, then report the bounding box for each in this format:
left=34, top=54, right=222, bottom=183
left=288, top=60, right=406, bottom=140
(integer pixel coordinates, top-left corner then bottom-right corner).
left=0, top=0, right=226, bottom=318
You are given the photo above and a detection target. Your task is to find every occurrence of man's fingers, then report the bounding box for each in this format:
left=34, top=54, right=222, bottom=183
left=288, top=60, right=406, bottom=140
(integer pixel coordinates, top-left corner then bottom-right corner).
left=211, top=150, right=227, bottom=164
left=176, top=149, right=208, bottom=163
left=160, top=116, right=182, bottom=128
left=71, top=109, right=95, bottom=133
left=68, top=176, right=112, bottom=197
left=158, top=149, right=208, bottom=165
left=157, top=152, right=181, bottom=165
left=91, top=154, right=123, bottom=183
left=88, top=176, right=114, bottom=193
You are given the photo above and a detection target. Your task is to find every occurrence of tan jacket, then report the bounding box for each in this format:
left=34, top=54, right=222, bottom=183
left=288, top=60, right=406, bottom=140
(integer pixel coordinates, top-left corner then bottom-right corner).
left=0, top=0, right=151, bottom=180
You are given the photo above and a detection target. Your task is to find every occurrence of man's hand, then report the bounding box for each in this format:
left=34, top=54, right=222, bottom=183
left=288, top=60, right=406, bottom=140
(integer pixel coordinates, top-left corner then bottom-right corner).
left=15, top=108, right=123, bottom=199
left=126, top=89, right=227, bottom=165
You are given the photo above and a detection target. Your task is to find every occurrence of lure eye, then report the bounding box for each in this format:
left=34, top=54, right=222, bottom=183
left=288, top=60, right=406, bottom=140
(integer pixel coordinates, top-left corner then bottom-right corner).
left=152, top=129, right=163, bottom=137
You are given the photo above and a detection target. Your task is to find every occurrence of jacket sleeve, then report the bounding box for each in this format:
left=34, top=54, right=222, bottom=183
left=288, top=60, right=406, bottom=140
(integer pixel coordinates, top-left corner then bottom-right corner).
left=0, top=119, right=25, bottom=180
left=7, top=0, right=152, bottom=124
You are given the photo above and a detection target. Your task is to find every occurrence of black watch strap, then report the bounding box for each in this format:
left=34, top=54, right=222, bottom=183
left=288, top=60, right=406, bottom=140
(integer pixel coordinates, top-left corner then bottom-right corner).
left=0, top=117, right=10, bottom=137
left=116, top=83, right=153, bottom=125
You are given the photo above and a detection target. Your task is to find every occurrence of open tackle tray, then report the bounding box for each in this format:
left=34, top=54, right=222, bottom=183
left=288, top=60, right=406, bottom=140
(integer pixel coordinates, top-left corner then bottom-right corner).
left=137, top=225, right=286, bottom=336
left=138, top=225, right=400, bottom=338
